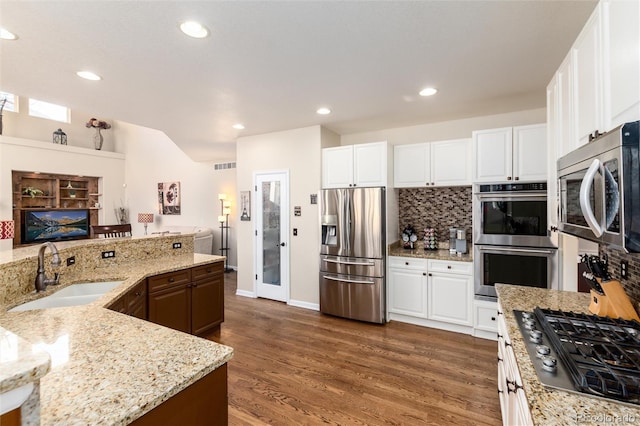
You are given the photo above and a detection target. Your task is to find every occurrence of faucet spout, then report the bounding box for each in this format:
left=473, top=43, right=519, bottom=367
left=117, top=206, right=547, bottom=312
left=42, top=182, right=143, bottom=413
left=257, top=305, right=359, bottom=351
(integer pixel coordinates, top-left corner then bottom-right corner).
left=35, top=242, right=61, bottom=292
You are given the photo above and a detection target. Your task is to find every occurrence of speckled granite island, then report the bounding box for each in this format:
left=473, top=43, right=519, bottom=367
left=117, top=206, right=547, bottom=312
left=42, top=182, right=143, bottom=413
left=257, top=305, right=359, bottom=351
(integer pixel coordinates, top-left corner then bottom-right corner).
left=0, top=234, right=233, bottom=425
left=496, top=284, right=640, bottom=425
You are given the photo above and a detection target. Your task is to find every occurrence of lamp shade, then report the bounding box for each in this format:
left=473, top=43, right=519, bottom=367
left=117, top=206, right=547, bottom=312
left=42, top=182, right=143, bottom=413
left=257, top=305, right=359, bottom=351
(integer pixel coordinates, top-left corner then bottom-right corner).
left=138, top=213, right=154, bottom=224
left=218, top=193, right=227, bottom=200
left=0, top=220, right=14, bottom=239
left=218, top=215, right=226, bottom=223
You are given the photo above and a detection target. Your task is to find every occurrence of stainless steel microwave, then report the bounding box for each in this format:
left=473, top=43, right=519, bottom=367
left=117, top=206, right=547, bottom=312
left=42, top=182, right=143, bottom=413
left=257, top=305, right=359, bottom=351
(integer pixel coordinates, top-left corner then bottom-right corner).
left=557, top=121, right=640, bottom=252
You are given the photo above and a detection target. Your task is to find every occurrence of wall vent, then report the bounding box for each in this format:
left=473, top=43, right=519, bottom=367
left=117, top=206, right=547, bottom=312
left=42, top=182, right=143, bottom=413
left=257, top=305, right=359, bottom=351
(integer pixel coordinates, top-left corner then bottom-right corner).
left=214, top=162, right=236, bottom=171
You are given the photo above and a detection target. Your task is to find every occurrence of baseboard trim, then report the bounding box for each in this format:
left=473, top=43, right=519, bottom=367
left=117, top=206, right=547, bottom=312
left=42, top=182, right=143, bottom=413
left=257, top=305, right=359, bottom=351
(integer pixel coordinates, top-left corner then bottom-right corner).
left=288, top=299, right=320, bottom=311
left=235, top=289, right=256, bottom=298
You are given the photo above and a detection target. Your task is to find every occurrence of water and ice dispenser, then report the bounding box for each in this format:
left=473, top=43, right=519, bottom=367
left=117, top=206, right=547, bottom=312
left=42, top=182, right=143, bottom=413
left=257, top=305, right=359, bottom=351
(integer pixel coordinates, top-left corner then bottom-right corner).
left=321, top=215, right=338, bottom=246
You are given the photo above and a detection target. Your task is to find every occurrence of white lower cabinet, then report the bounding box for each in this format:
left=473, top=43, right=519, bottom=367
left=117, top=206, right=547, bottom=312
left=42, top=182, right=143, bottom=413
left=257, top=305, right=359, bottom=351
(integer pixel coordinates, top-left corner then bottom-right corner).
left=474, top=299, right=498, bottom=340
left=389, top=256, right=478, bottom=335
left=427, top=268, right=472, bottom=326
left=497, top=303, right=533, bottom=426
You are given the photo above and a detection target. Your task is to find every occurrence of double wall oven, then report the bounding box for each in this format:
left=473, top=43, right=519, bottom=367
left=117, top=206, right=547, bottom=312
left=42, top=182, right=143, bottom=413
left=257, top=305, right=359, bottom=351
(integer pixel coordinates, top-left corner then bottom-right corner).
left=474, top=182, right=558, bottom=300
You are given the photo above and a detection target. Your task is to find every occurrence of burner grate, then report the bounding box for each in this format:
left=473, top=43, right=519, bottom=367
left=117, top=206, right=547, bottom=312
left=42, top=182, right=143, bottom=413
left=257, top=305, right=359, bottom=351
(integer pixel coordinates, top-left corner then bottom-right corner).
left=534, top=308, right=640, bottom=404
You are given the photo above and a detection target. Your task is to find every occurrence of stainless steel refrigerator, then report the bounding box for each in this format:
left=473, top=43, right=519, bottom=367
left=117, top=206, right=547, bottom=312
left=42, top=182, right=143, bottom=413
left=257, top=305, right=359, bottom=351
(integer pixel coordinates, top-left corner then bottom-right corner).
left=319, top=187, right=385, bottom=324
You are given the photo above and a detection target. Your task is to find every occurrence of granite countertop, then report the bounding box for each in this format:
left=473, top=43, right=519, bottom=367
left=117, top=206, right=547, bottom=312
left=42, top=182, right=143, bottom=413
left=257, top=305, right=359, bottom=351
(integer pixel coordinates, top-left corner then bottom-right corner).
left=0, top=253, right=233, bottom=425
left=496, top=284, right=640, bottom=425
left=388, top=241, right=472, bottom=262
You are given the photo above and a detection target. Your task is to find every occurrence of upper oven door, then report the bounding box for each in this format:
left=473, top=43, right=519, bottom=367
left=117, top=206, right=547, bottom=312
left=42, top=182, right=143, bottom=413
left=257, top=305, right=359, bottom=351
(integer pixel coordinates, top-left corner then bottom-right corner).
left=474, top=192, right=553, bottom=247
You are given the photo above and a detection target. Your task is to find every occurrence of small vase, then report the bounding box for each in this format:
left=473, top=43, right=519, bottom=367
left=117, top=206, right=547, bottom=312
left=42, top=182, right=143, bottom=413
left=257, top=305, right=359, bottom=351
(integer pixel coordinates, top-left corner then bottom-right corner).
left=93, top=127, right=103, bottom=150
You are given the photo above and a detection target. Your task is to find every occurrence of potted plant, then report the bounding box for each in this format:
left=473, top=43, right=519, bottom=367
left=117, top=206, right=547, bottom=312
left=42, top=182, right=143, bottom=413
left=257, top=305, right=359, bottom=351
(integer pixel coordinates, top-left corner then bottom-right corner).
left=22, top=187, right=44, bottom=197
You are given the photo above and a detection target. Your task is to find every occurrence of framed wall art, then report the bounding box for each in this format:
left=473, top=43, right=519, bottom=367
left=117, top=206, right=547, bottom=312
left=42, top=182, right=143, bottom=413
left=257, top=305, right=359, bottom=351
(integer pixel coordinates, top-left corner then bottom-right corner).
left=240, top=190, right=251, bottom=221
left=158, top=181, right=181, bottom=215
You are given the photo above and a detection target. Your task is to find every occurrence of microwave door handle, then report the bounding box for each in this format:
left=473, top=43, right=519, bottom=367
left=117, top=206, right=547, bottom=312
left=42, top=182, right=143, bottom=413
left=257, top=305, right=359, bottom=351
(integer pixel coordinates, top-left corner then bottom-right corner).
left=580, top=159, right=604, bottom=237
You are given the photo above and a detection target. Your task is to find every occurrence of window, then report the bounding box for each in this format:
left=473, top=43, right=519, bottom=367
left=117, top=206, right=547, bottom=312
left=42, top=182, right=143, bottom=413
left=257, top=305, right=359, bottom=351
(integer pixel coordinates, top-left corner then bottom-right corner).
left=0, top=91, right=17, bottom=112
left=28, top=98, right=69, bottom=123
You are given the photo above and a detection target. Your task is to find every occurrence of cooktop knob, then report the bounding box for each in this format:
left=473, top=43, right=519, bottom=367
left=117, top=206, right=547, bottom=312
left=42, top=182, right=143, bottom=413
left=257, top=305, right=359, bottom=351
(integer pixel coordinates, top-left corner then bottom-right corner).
left=524, top=319, right=536, bottom=330
left=529, top=330, right=543, bottom=343
left=536, top=345, right=551, bottom=357
left=541, top=356, right=558, bottom=373
left=522, top=312, right=534, bottom=320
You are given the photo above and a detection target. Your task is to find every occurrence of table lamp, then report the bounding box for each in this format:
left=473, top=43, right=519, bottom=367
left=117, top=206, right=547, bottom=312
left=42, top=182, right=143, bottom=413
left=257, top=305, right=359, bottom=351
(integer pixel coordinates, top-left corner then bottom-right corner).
left=138, top=213, right=154, bottom=235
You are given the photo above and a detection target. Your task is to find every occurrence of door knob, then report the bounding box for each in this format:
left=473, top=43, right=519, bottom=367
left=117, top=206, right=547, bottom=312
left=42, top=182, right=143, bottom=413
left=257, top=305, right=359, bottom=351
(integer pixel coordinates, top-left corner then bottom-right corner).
left=279, top=242, right=286, bottom=247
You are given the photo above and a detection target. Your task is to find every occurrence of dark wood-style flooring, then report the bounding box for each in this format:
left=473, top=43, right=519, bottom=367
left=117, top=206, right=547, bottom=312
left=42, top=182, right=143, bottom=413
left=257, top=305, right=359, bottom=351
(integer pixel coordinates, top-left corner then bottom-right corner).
left=208, top=272, right=502, bottom=425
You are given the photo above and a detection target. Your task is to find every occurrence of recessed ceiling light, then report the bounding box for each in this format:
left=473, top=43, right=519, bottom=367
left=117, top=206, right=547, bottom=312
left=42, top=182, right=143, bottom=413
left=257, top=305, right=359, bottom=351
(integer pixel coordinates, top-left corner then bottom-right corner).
left=180, top=21, right=209, bottom=39
left=0, top=28, right=17, bottom=40
left=76, top=71, right=102, bottom=81
left=316, top=107, right=331, bottom=115
left=232, top=123, right=245, bottom=130
left=419, top=87, right=438, bottom=97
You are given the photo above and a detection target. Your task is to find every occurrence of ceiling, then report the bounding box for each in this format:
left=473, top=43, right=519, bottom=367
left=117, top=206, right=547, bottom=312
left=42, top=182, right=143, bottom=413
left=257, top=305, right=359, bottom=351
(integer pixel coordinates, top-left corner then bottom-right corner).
left=0, top=1, right=597, bottom=162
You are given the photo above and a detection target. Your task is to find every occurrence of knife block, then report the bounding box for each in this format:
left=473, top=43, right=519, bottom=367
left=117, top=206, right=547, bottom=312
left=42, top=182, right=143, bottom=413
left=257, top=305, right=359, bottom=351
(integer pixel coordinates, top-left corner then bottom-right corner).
left=589, top=279, right=640, bottom=321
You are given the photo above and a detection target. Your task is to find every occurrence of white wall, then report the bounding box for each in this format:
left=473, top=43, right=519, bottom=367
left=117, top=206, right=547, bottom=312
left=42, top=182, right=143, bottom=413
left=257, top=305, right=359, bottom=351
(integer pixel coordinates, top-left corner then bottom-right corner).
left=0, top=136, right=125, bottom=251
left=1, top=95, right=117, bottom=152
left=236, top=125, right=322, bottom=307
left=117, top=122, right=237, bottom=267
left=340, top=108, right=546, bottom=146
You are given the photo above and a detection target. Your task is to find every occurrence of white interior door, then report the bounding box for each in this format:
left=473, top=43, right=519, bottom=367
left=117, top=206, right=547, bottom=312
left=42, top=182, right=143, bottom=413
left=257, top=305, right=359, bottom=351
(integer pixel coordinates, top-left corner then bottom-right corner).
left=255, top=171, right=289, bottom=302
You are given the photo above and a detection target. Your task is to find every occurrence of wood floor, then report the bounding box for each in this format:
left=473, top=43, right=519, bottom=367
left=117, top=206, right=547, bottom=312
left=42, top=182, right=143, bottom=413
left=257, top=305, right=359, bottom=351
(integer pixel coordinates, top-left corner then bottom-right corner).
left=208, top=272, right=502, bottom=425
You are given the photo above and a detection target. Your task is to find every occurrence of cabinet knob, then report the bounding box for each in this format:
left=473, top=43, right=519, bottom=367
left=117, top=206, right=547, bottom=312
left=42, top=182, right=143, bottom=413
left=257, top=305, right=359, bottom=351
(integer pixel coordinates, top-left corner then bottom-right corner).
left=514, top=176, right=519, bottom=181
left=428, top=273, right=432, bottom=276
left=206, top=269, right=212, bottom=273
left=422, top=272, right=426, bottom=276
left=135, top=292, right=141, bottom=297
left=507, top=176, right=512, bottom=181
left=168, top=277, right=175, bottom=283
left=431, top=182, right=434, bottom=186
left=447, top=265, right=451, bottom=269
left=550, top=226, right=558, bottom=232
left=405, top=262, right=409, bottom=265
left=491, top=316, right=496, bottom=321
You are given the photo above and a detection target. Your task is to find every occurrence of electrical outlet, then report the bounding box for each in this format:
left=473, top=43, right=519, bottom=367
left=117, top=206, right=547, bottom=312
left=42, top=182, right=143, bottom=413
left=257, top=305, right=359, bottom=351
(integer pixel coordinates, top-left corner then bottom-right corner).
left=621, top=260, right=629, bottom=279
left=293, top=228, right=298, bottom=236
left=173, top=242, right=182, bottom=249
left=66, top=256, right=76, bottom=266
left=101, top=250, right=116, bottom=259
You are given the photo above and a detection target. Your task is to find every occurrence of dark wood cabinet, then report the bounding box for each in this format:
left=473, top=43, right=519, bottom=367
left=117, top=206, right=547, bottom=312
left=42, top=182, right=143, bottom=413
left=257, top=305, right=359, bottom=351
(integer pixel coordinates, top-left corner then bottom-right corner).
left=108, top=281, right=147, bottom=319
left=191, top=264, right=224, bottom=336
left=147, top=262, right=224, bottom=336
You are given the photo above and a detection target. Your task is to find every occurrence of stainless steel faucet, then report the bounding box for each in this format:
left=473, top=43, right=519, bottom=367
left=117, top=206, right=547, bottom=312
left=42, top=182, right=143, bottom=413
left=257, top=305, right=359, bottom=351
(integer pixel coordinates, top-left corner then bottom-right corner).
left=35, top=242, right=61, bottom=292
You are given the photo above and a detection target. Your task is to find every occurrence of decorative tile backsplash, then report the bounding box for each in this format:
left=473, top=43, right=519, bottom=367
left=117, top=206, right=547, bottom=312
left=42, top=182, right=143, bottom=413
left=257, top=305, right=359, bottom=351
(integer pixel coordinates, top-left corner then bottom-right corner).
left=599, top=244, right=640, bottom=308
left=397, top=186, right=472, bottom=247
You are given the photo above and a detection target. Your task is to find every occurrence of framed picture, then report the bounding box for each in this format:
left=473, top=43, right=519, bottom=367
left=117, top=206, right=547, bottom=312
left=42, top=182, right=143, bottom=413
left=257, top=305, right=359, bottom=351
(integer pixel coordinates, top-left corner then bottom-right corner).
left=240, top=191, right=251, bottom=221
left=158, top=181, right=181, bottom=215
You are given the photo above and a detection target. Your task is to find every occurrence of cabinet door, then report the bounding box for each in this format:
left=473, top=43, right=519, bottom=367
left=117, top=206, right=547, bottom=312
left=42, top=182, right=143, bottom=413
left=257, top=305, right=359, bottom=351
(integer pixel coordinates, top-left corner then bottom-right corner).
left=322, top=146, right=353, bottom=188
left=473, top=128, right=512, bottom=183
left=353, top=142, right=387, bottom=187
left=148, top=284, right=191, bottom=334
left=572, top=5, right=603, bottom=147
left=513, top=124, right=547, bottom=182
left=388, top=268, right=427, bottom=318
left=431, top=138, right=471, bottom=186
left=191, top=275, right=224, bottom=336
left=129, top=301, right=147, bottom=320
left=393, top=143, right=430, bottom=187
left=605, top=0, right=640, bottom=129
left=428, top=273, right=472, bottom=326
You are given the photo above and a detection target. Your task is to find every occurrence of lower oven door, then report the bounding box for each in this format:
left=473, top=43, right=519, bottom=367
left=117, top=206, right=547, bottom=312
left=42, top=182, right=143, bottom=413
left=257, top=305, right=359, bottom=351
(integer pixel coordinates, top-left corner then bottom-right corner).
left=319, top=272, right=384, bottom=323
left=474, top=245, right=558, bottom=300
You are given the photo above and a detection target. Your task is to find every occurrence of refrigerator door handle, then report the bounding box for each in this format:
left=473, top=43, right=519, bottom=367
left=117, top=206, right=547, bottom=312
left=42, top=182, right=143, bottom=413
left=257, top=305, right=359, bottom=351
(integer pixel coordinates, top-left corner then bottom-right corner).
left=323, top=275, right=375, bottom=285
left=323, top=258, right=375, bottom=267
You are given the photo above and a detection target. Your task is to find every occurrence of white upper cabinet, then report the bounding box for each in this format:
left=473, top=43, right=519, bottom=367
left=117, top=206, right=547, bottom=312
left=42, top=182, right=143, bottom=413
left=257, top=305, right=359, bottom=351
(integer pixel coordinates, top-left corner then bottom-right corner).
left=605, top=0, right=640, bottom=129
left=322, top=141, right=387, bottom=188
left=473, top=124, right=547, bottom=183
left=572, top=5, right=603, bottom=148
left=394, top=138, right=470, bottom=188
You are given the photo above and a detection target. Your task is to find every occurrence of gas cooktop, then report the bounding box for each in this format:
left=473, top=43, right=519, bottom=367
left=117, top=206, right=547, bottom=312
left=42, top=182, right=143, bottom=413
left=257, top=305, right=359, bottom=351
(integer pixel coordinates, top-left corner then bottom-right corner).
left=515, top=308, right=640, bottom=406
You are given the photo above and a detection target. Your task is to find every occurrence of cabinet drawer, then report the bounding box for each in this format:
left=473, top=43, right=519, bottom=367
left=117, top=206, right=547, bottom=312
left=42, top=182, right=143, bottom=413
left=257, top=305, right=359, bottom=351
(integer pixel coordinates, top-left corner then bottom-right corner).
left=475, top=304, right=498, bottom=332
left=388, top=256, right=428, bottom=271
left=126, top=281, right=147, bottom=311
left=148, top=269, right=192, bottom=293
left=427, top=259, right=472, bottom=275
left=192, top=262, right=223, bottom=281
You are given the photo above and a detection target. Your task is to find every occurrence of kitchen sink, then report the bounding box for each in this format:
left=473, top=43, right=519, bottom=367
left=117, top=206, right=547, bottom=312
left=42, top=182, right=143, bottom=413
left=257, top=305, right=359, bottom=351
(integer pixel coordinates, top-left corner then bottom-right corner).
left=9, top=281, right=123, bottom=312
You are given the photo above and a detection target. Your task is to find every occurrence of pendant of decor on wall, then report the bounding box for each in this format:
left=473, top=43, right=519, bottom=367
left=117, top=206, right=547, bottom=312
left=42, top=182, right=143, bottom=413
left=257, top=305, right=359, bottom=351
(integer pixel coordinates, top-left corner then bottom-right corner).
left=158, top=181, right=181, bottom=215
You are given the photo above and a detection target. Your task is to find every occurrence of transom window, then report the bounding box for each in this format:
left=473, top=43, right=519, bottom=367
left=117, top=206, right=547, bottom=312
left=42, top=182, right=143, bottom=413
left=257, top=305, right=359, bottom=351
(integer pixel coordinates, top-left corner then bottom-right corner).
left=28, top=98, right=70, bottom=123
left=0, top=91, right=17, bottom=113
